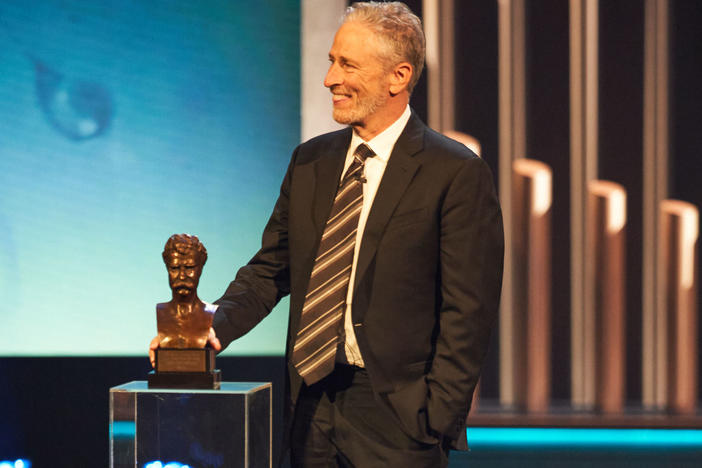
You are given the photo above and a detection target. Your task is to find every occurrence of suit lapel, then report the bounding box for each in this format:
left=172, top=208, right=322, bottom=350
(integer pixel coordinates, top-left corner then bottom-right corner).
left=353, top=113, right=425, bottom=295
left=312, top=128, right=353, bottom=237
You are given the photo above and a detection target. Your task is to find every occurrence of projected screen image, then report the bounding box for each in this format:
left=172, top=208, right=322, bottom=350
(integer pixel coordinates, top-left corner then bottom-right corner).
left=0, top=1, right=300, bottom=355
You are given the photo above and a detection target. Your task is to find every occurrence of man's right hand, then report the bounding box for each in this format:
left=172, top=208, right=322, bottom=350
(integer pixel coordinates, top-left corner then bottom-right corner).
left=148, top=328, right=222, bottom=368
left=149, top=335, right=160, bottom=368
left=207, top=327, right=222, bottom=352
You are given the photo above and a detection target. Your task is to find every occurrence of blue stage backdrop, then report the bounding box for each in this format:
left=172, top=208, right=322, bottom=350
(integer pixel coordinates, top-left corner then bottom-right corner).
left=0, top=0, right=300, bottom=356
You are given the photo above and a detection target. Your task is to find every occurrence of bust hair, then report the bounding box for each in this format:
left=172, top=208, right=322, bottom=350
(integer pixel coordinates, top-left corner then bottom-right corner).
left=162, top=233, right=208, bottom=265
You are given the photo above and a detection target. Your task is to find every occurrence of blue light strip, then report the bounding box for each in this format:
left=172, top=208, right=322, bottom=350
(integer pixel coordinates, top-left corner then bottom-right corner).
left=466, top=427, right=702, bottom=450
left=110, top=421, right=136, bottom=438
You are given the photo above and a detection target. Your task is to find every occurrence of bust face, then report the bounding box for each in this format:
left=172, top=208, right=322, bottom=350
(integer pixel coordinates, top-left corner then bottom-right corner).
left=165, top=251, right=203, bottom=297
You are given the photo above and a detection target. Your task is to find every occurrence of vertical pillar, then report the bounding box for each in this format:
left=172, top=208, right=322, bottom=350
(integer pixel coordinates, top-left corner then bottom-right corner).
left=657, top=201, right=699, bottom=413
left=642, top=0, right=670, bottom=408
left=586, top=181, right=627, bottom=412
left=511, top=159, right=552, bottom=412
left=569, top=0, right=599, bottom=408
left=497, top=0, right=526, bottom=408
left=424, top=0, right=455, bottom=132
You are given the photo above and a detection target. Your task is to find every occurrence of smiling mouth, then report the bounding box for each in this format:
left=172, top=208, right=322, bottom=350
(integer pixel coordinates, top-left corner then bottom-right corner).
left=333, top=93, right=351, bottom=100
left=330, top=87, right=352, bottom=104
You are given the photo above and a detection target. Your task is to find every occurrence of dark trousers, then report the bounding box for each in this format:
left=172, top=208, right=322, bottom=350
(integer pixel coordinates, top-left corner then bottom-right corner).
left=290, top=364, right=449, bottom=468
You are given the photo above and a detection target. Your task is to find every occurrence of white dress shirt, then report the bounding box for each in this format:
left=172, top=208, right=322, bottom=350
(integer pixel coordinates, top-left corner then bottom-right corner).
left=338, top=104, right=412, bottom=366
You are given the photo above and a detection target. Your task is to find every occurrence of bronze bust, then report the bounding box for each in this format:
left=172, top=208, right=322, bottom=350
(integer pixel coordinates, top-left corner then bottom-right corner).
left=157, top=233, right=212, bottom=348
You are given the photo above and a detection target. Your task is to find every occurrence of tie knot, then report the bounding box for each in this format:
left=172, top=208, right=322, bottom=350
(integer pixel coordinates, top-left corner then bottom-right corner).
left=354, top=143, right=375, bottom=162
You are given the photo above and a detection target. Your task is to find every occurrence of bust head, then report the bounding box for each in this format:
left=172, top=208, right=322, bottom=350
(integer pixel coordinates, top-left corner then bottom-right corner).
left=156, top=234, right=212, bottom=349
left=162, top=234, right=207, bottom=299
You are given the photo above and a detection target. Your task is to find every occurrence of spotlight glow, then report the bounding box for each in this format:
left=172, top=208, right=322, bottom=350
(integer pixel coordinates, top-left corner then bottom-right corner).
left=144, top=462, right=190, bottom=468
left=0, top=461, right=30, bottom=468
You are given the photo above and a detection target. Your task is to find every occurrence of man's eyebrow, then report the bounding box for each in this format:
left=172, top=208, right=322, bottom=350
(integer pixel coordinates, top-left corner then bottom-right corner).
left=337, top=56, right=356, bottom=67
left=329, top=54, right=344, bottom=63
left=329, top=52, right=351, bottom=62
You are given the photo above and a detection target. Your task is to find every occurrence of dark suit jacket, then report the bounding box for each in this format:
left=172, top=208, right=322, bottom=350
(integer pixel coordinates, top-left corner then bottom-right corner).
left=213, top=111, right=504, bottom=451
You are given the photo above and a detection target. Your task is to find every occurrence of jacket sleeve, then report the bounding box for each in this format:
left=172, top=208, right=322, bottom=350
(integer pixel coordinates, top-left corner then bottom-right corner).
left=426, top=155, right=504, bottom=442
left=211, top=150, right=297, bottom=350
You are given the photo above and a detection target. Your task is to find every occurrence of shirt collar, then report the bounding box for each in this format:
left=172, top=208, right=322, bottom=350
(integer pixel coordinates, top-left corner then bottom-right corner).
left=349, top=105, right=412, bottom=163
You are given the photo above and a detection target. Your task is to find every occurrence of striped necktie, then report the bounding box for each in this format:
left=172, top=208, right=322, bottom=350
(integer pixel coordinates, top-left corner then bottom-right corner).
left=292, top=143, right=375, bottom=385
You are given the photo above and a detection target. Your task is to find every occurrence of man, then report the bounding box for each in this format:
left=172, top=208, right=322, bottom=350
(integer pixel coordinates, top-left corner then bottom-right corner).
left=157, top=233, right=213, bottom=349
left=151, top=2, right=502, bottom=466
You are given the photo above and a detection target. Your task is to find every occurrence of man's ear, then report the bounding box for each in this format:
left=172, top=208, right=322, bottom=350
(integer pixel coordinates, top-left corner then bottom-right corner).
left=388, top=62, right=413, bottom=95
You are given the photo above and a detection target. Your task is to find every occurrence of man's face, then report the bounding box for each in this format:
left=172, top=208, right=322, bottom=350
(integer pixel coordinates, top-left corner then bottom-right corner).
left=165, top=251, right=202, bottom=297
left=324, top=21, right=391, bottom=128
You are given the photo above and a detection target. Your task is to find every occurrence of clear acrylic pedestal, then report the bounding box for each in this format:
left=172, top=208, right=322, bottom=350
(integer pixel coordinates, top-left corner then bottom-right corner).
left=110, top=381, right=271, bottom=468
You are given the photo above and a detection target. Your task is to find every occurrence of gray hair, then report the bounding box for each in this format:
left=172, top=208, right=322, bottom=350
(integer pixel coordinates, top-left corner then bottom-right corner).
left=343, top=2, right=425, bottom=93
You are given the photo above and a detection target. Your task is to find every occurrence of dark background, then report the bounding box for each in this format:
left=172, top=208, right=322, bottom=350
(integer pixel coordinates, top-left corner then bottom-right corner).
left=407, top=0, right=702, bottom=406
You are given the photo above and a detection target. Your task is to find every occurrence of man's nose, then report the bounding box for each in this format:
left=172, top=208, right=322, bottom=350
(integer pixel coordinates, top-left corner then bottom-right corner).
left=324, top=63, right=342, bottom=88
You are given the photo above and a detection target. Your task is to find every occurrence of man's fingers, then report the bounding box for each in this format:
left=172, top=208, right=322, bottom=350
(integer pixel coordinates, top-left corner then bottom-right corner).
left=148, top=336, right=160, bottom=368
left=208, top=327, right=222, bottom=351
left=149, top=336, right=160, bottom=350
